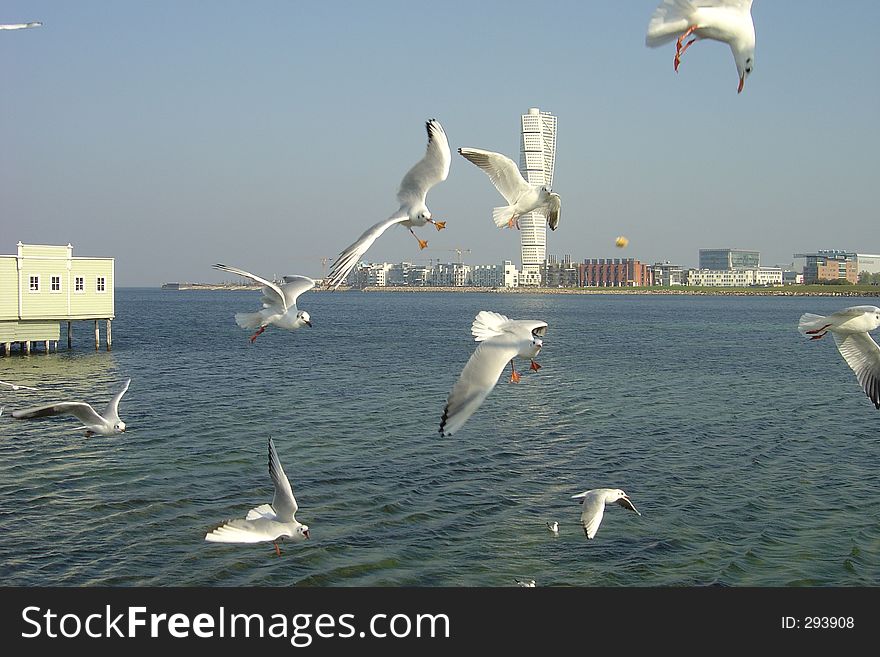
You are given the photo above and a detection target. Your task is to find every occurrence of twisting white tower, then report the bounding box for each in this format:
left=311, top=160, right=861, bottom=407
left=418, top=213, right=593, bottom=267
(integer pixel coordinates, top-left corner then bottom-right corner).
left=518, top=108, right=557, bottom=286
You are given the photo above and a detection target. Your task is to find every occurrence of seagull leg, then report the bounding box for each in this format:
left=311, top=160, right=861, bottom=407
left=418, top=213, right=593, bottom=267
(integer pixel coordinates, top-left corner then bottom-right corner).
left=507, top=216, right=517, bottom=229
left=530, top=360, right=541, bottom=372
left=408, top=227, right=428, bottom=250
left=509, top=361, right=521, bottom=384
left=85, top=430, right=95, bottom=438
left=249, top=326, right=267, bottom=343
left=809, top=331, right=828, bottom=340
left=273, top=541, right=281, bottom=557
left=674, top=25, right=699, bottom=71
left=805, top=324, right=831, bottom=335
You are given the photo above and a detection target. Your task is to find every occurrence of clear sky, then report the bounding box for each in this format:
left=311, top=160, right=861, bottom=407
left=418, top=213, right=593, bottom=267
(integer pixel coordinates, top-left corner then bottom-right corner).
left=2, top=1, right=878, bottom=286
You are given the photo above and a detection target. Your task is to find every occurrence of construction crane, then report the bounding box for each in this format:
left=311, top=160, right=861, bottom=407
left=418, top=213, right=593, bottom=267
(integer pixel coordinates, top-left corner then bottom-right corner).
left=434, top=248, right=471, bottom=264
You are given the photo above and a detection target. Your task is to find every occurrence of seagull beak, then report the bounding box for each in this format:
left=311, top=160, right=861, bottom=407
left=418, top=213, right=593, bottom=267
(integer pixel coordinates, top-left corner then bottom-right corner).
left=304, top=529, right=311, bottom=539
left=738, top=74, right=745, bottom=94
left=305, top=320, right=313, bottom=328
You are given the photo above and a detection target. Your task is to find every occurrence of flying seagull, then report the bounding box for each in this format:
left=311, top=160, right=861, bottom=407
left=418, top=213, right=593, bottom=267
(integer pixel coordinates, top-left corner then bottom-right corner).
left=798, top=305, right=880, bottom=409
left=0, top=380, right=38, bottom=391
left=646, top=0, right=755, bottom=93
left=439, top=311, right=547, bottom=436
left=212, top=263, right=314, bottom=342
left=458, top=147, right=560, bottom=230
left=571, top=488, right=641, bottom=539
left=11, top=378, right=131, bottom=436
left=205, top=437, right=310, bottom=556
left=325, top=119, right=451, bottom=290
left=0, top=22, right=42, bottom=30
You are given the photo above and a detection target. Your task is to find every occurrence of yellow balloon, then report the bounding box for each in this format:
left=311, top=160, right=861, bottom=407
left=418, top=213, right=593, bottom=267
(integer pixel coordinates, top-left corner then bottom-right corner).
left=615, top=236, right=629, bottom=248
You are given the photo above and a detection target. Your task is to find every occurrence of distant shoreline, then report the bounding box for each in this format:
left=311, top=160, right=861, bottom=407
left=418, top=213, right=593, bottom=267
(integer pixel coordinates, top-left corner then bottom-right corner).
left=161, top=283, right=880, bottom=297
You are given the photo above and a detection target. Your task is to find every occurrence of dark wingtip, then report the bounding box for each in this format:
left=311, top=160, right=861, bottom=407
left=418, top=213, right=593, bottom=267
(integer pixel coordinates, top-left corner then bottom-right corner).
left=439, top=405, right=450, bottom=436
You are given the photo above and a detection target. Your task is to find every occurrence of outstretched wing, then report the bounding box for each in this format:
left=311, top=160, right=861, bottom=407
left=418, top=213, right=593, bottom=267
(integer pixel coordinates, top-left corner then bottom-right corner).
left=832, top=332, right=880, bottom=409
left=204, top=517, right=288, bottom=544
left=458, top=147, right=531, bottom=206
left=545, top=193, right=561, bottom=231
left=12, top=401, right=104, bottom=425
left=103, top=378, right=131, bottom=420
left=268, top=438, right=298, bottom=521
left=326, top=214, right=408, bottom=290
left=439, top=335, right=522, bottom=436
left=279, top=275, right=316, bottom=309
left=575, top=491, right=606, bottom=539
left=0, top=22, right=42, bottom=30
left=212, top=263, right=287, bottom=311
left=397, top=119, right=451, bottom=208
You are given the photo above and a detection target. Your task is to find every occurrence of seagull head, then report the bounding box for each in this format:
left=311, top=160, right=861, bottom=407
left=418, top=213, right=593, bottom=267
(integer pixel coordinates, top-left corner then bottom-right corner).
left=114, top=420, right=126, bottom=433
left=298, top=311, right=313, bottom=328
left=733, top=46, right=755, bottom=94
left=298, top=525, right=310, bottom=540
left=613, top=489, right=641, bottom=516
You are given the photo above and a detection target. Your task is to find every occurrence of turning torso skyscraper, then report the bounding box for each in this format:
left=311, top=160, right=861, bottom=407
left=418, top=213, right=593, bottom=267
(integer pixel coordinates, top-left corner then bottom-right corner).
left=518, top=107, right=557, bottom=286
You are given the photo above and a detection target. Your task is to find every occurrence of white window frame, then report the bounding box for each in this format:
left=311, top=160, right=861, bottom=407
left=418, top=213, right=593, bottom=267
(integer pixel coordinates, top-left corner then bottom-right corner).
left=51, top=274, right=62, bottom=293
left=29, top=275, right=40, bottom=292
left=96, top=276, right=106, bottom=293
left=74, top=276, right=85, bottom=293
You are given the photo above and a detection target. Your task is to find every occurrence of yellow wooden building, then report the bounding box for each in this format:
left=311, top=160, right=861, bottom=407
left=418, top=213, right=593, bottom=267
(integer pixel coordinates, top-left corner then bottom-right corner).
left=0, top=242, right=115, bottom=355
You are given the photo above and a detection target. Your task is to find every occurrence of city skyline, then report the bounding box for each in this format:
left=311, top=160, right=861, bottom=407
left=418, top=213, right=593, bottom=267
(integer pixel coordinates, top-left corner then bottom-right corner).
left=2, top=1, right=878, bottom=286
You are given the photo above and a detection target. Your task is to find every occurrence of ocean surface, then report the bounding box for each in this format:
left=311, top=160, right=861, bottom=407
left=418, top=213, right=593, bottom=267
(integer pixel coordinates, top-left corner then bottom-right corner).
left=1, top=289, right=878, bottom=587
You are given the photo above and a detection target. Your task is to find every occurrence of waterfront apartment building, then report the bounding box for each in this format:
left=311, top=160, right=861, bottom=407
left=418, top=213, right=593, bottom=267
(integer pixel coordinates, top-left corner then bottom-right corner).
left=652, top=261, right=684, bottom=286
left=543, top=254, right=578, bottom=287
left=699, top=249, right=760, bottom=270
left=685, top=267, right=783, bottom=287
left=856, top=253, right=880, bottom=275
left=794, top=251, right=859, bottom=284
left=0, top=242, right=115, bottom=354
left=518, top=107, right=557, bottom=286
left=579, top=258, right=654, bottom=287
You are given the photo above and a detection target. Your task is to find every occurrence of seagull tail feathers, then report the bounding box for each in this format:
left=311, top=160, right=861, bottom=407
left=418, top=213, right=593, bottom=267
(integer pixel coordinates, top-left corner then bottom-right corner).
left=234, top=311, right=263, bottom=330
left=646, top=0, right=695, bottom=47
left=492, top=206, right=515, bottom=229
left=798, top=313, right=827, bottom=336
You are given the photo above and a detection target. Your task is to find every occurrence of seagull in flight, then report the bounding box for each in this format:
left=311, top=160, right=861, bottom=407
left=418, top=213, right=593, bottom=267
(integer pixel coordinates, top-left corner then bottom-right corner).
left=10, top=378, right=131, bottom=436
left=0, top=380, right=38, bottom=391
left=458, top=147, right=560, bottom=230
left=439, top=311, right=547, bottom=436
left=798, top=305, right=880, bottom=409
left=212, top=263, right=314, bottom=342
left=571, top=488, right=641, bottom=539
left=646, top=0, right=755, bottom=93
left=205, top=437, right=310, bottom=556
left=0, top=21, right=42, bottom=30
left=326, top=119, right=451, bottom=290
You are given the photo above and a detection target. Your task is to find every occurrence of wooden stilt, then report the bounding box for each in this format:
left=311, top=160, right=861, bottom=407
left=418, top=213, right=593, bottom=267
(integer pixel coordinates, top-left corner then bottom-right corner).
left=25, top=341, right=31, bottom=355
left=44, top=340, right=50, bottom=353
left=94, top=320, right=100, bottom=351
left=106, top=319, right=112, bottom=351
left=2, top=342, right=8, bottom=356
left=67, top=321, right=73, bottom=349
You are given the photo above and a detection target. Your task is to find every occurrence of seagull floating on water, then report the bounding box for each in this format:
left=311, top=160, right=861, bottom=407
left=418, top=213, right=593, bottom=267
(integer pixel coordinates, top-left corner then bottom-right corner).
left=571, top=488, right=641, bottom=539
left=514, top=579, right=536, bottom=587
left=799, top=305, right=880, bottom=409
left=0, top=380, right=38, bottom=391
left=10, top=378, right=130, bottom=436
left=212, top=263, right=314, bottom=342
left=439, top=311, right=547, bottom=436
left=326, top=119, right=450, bottom=290
left=547, top=521, right=559, bottom=535
left=646, top=0, right=755, bottom=93
left=206, top=438, right=310, bottom=556
left=458, top=147, right=560, bottom=231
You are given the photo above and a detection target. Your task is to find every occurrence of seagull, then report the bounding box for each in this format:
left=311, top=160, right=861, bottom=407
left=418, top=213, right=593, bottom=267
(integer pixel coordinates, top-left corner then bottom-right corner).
left=0, top=380, right=38, bottom=391
left=205, top=437, right=310, bottom=556
left=10, top=378, right=131, bottom=436
left=571, top=489, right=641, bottom=539
left=798, top=305, right=880, bottom=409
left=646, top=0, right=755, bottom=93
left=0, top=21, right=42, bottom=30
left=212, top=263, right=314, bottom=342
left=325, top=119, right=451, bottom=290
left=514, top=579, right=536, bottom=587
left=547, top=521, right=559, bottom=535
left=458, top=147, right=560, bottom=230
left=439, top=311, right=547, bottom=436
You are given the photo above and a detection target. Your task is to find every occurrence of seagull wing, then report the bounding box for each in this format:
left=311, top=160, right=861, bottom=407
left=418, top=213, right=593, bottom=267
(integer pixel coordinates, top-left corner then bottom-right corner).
left=396, top=119, right=451, bottom=209
left=102, top=378, right=131, bottom=420
left=545, top=193, right=561, bottom=231
left=577, top=491, right=606, bottom=539
left=458, top=148, right=531, bottom=205
left=12, top=401, right=104, bottom=425
left=617, top=497, right=641, bottom=515
left=212, top=263, right=287, bottom=311
left=279, top=276, right=316, bottom=309
left=832, top=332, right=880, bottom=409
left=268, top=438, right=298, bottom=521
left=439, top=334, right=523, bottom=436
left=326, top=213, right=409, bottom=290
left=204, top=517, right=289, bottom=544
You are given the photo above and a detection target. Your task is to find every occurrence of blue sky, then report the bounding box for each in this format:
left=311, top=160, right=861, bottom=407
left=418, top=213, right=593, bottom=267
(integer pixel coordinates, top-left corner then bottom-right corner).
left=1, top=1, right=878, bottom=285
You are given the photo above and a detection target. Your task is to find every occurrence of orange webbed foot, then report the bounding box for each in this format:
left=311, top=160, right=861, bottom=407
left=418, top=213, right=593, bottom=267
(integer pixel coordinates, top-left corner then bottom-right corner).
left=507, top=216, right=516, bottom=229
left=434, top=221, right=446, bottom=231
left=530, top=360, right=541, bottom=372
left=510, top=370, right=521, bottom=384
left=418, top=239, right=428, bottom=250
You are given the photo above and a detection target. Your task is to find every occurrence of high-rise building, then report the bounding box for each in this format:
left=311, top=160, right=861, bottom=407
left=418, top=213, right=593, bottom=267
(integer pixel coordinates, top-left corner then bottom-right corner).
left=698, top=249, right=760, bottom=270
left=519, top=108, right=557, bottom=286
